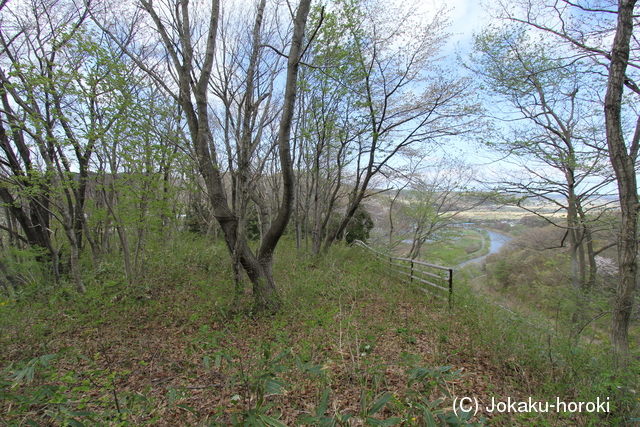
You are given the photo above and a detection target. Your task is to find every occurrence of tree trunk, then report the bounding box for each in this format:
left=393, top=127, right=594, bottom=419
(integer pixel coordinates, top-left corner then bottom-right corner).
left=139, top=0, right=311, bottom=312
left=64, top=226, right=86, bottom=294
left=604, top=0, right=639, bottom=365
left=102, top=187, right=134, bottom=286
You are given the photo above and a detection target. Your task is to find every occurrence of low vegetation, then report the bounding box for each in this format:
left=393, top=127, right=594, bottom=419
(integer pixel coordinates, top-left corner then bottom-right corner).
left=1, top=234, right=638, bottom=426
left=391, top=228, right=489, bottom=267
left=480, top=223, right=621, bottom=341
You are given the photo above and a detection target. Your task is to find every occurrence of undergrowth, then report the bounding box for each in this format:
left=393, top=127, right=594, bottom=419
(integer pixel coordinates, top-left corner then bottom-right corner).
left=0, top=234, right=638, bottom=426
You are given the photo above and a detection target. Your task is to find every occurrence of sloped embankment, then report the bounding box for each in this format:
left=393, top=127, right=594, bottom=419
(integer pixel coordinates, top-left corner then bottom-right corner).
left=0, top=238, right=627, bottom=425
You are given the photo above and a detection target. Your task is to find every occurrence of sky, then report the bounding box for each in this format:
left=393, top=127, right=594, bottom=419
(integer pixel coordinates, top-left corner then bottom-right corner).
left=446, top=0, right=490, bottom=52
left=415, top=0, right=505, bottom=184
left=433, top=0, right=620, bottom=197
left=424, top=0, right=576, bottom=190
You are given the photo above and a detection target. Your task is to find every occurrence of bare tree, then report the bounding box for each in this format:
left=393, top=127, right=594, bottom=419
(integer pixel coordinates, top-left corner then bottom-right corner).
left=96, top=0, right=312, bottom=311
left=399, top=160, right=480, bottom=260
left=495, top=0, right=639, bottom=364
left=208, top=0, right=288, bottom=297
left=314, top=0, right=478, bottom=252
left=294, top=47, right=358, bottom=254
left=468, top=24, right=616, bottom=326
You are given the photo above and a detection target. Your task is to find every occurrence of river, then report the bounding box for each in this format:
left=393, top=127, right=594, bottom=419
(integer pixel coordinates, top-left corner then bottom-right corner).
left=459, top=229, right=513, bottom=268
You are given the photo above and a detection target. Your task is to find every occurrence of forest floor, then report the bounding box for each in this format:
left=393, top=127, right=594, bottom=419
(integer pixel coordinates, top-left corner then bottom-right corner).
left=0, top=238, right=635, bottom=426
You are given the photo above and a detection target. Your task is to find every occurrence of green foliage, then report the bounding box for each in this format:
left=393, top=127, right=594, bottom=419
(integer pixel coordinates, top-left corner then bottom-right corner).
left=297, top=388, right=340, bottom=426
left=0, top=246, right=50, bottom=298
left=413, top=228, right=484, bottom=266
left=399, top=366, right=487, bottom=427
left=297, top=367, right=480, bottom=427
left=449, top=277, right=640, bottom=426
left=1, top=351, right=160, bottom=426
left=345, top=205, right=375, bottom=244
left=480, top=224, right=616, bottom=329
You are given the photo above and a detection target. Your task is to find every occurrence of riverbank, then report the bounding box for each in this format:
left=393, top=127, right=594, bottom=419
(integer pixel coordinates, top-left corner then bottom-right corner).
left=459, top=228, right=514, bottom=267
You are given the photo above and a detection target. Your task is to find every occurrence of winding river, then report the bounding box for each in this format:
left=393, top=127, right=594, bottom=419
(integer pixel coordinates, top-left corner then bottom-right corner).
left=459, top=229, right=514, bottom=268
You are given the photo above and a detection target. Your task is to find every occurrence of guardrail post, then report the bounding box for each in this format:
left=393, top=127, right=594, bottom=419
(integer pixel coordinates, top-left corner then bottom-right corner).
left=448, top=269, right=453, bottom=309
left=410, top=260, right=414, bottom=283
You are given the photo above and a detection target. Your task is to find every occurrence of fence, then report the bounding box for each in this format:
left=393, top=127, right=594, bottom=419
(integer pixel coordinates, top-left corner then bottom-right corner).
left=351, top=240, right=454, bottom=308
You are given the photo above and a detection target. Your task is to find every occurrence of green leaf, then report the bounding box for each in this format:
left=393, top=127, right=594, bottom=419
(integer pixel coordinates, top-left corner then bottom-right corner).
left=264, top=378, right=287, bottom=395
left=270, top=348, right=291, bottom=365
left=360, top=389, right=367, bottom=413
left=367, top=417, right=403, bottom=426
left=42, top=352, right=57, bottom=362
left=319, top=417, right=338, bottom=427
left=69, top=411, right=95, bottom=417
left=39, top=354, right=57, bottom=368
left=335, top=413, right=351, bottom=422
left=316, top=388, right=331, bottom=417
left=295, top=356, right=325, bottom=374
left=368, top=392, right=392, bottom=415
left=176, top=404, right=196, bottom=413
left=259, top=414, right=288, bottom=427
left=272, top=364, right=289, bottom=374
left=168, top=388, right=178, bottom=404
left=424, top=408, right=437, bottom=427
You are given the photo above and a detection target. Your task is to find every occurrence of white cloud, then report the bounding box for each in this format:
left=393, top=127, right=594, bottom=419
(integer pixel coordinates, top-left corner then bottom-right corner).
left=446, top=0, right=492, bottom=51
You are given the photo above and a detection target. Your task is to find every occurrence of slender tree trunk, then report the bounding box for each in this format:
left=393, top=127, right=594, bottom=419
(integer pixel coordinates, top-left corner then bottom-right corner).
left=388, top=189, right=403, bottom=248
left=322, top=182, right=369, bottom=252
left=567, top=194, right=584, bottom=326
left=82, top=214, right=101, bottom=270
left=252, top=0, right=312, bottom=309
left=64, top=225, right=86, bottom=294
left=583, top=226, right=598, bottom=291
left=103, top=187, right=134, bottom=286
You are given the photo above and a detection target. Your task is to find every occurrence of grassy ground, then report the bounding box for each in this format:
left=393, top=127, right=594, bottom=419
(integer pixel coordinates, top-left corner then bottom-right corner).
left=392, top=228, right=489, bottom=267
left=418, top=229, right=489, bottom=266
left=0, top=235, right=638, bottom=426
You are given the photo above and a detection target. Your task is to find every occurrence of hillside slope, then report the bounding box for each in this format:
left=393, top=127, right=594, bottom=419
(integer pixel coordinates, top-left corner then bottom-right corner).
left=0, top=237, right=635, bottom=426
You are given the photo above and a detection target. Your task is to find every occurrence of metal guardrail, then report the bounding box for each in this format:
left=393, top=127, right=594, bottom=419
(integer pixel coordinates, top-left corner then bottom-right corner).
left=351, top=240, right=454, bottom=308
